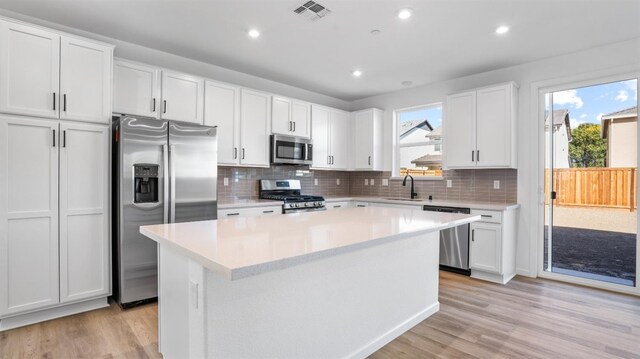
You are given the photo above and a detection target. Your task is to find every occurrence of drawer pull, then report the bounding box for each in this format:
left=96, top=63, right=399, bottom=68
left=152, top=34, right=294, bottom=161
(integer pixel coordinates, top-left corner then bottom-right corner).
left=481, top=215, right=493, bottom=218
left=333, top=205, right=341, bottom=208
left=227, top=212, right=240, bottom=216
left=357, top=205, right=366, bottom=207
left=263, top=210, right=275, bottom=214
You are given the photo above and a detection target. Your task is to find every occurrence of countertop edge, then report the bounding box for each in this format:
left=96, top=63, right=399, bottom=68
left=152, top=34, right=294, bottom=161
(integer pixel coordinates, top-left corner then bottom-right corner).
left=325, top=197, right=520, bottom=211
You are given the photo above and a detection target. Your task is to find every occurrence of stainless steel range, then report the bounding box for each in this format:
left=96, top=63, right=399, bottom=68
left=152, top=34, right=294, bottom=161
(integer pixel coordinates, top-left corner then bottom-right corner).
left=260, top=179, right=325, bottom=213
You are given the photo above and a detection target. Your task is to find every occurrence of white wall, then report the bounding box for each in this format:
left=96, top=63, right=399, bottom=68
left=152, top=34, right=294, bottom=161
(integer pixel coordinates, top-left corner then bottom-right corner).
left=0, top=9, right=351, bottom=112
left=350, top=37, right=640, bottom=277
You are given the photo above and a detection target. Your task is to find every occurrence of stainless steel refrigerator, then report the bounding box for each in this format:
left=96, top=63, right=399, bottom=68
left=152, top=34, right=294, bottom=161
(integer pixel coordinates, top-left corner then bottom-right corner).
left=112, top=115, right=217, bottom=307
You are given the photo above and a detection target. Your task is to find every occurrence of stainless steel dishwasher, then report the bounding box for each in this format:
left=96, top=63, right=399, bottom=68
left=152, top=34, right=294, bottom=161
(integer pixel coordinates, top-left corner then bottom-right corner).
left=423, top=205, right=471, bottom=275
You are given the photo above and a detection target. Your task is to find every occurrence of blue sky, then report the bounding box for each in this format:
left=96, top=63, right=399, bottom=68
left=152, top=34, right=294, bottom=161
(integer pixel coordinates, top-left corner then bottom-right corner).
left=399, top=105, right=442, bottom=129
left=552, top=79, right=638, bottom=129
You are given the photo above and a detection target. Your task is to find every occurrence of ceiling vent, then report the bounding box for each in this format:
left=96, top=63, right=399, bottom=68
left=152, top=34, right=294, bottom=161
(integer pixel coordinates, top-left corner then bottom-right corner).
left=293, top=1, right=331, bottom=21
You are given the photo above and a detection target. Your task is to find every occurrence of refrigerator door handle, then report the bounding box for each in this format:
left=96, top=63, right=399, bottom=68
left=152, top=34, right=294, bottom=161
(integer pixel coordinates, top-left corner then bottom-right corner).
left=169, top=144, right=176, bottom=223
left=163, top=144, right=169, bottom=224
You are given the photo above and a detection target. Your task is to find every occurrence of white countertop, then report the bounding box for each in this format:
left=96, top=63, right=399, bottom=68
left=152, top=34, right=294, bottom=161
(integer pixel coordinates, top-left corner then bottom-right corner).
left=140, top=207, right=480, bottom=280
left=326, top=196, right=520, bottom=211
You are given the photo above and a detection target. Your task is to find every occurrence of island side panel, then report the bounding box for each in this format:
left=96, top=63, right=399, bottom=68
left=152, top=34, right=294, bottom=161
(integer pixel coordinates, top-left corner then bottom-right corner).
left=201, top=231, right=440, bottom=359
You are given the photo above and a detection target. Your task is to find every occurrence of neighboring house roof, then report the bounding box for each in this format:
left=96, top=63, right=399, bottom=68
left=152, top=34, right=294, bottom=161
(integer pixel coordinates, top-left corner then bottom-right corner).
left=411, top=154, right=442, bottom=167
left=601, top=106, right=637, bottom=139
left=545, top=109, right=572, bottom=141
left=425, top=126, right=442, bottom=140
left=400, top=119, right=433, bottom=139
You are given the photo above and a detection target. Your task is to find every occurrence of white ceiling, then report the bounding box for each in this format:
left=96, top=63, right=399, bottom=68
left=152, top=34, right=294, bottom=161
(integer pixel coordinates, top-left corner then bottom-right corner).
left=0, top=0, right=638, bottom=101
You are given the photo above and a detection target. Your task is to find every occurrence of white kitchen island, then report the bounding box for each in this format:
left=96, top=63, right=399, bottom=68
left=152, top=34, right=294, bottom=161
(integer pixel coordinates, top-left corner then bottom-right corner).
left=140, top=207, right=480, bottom=359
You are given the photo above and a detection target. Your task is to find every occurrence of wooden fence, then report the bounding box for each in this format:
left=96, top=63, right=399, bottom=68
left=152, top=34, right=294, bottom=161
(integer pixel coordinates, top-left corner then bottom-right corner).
left=400, top=169, right=443, bottom=177
left=545, top=167, right=637, bottom=210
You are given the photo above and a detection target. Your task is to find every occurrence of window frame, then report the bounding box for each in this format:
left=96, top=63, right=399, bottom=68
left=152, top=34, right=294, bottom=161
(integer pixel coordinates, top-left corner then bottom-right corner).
left=392, top=102, right=444, bottom=180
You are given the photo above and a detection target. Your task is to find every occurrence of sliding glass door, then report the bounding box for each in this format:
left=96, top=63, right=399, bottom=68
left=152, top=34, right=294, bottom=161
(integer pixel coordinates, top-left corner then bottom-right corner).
left=543, top=78, right=638, bottom=290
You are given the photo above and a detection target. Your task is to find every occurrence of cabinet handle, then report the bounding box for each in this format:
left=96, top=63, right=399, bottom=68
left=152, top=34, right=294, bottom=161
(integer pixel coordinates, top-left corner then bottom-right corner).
left=293, top=122, right=296, bottom=132
left=471, top=229, right=475, bottom=241
left=481, top=215, right=492, bottom=218
left=357, top=205, right=366, bottom=207
left=52, top=93, right=56, bottom=111
left=262, top=210, right=275, bottom=214
left=368, top=156, right=371, bottom=166
left=152, top=98, right=156, bottom=112
left=234, top=147, right=238, bottom=159
left=334, top=205, right=342, bottom=208
left=328, top=155, right=331, bottom=165
left=163, top=100, right=167, bottom=114
left=289, top=121, right=292, bottom=131
left=477, top=150, right=480, bottom=162
left=63, top=130, right=66, bottom=148
left=63, top=94, right=67, bottom=112
left=227, top=212, right=240, bottom=216
left=472, top=151, right=475, bottom=162
left=242, top=148, right=245, bottom=160
left=52, top=129, right=56, bottom=147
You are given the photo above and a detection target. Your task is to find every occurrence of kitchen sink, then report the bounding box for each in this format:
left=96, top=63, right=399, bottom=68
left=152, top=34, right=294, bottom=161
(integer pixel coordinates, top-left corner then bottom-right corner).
left=384, top=197, right=425, bottom=202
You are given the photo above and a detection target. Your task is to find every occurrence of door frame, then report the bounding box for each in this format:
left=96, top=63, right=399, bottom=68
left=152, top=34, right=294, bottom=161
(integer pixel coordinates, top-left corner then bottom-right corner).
left=532, top=67, right=640, bottom=296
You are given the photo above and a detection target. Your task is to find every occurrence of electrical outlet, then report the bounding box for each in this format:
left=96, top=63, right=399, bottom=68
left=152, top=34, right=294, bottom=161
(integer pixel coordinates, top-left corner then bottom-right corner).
left=370, top=179, right=375, bottom=186
left=382, top=179, right=389, bottom=186
left=446, top=180, right=452, bottom=188
left=223, top=177, right=229, bottom=186
left=314, top=178, right=318, bottom=186
left=494, top=180, right=500, bottom=189
left=336, top=178, right=340, bottom=186
left=364, top=179, right=369, bottom=186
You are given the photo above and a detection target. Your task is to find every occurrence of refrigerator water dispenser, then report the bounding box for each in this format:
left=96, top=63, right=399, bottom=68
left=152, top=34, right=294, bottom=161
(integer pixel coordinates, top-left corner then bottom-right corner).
left=134, top=164, right=159, bottom=203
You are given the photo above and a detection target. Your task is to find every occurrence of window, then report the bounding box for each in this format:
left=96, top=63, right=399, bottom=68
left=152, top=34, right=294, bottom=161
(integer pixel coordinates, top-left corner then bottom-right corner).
left=395, top=103, right=443, bottom=177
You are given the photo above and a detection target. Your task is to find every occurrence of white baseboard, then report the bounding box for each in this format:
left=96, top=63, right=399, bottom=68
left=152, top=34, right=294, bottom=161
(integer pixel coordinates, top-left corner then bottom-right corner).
left=0, top=297, right=108, bottom=332
left=348, top=302, right=440, bottom=359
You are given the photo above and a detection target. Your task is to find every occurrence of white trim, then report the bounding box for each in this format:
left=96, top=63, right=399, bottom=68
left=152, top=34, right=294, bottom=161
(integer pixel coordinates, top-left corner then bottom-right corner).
left=530, top=65, right=640, bottom=293
left=0, top=297, right=108, bottom=331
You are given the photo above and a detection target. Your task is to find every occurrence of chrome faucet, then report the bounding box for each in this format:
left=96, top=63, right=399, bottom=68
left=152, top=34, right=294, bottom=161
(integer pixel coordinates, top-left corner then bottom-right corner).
left=402, top=174, right=418, bottom=199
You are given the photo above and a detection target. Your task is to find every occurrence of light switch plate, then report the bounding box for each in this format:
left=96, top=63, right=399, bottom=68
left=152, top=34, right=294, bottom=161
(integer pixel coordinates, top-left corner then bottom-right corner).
left=494, top=180, right=500, bottom=189
left=382, top=179, right=389, bottom=186
left=446, top=180, right=452, bottom=188
left=364, top=179, right=369, bottom=186
left=314, top=178, right=318, bottom=186
left=223, top=177, right=229, bottom=186
left=336, top=178, right=340, bottom=186
left=370, top=179, right=375, bottom=185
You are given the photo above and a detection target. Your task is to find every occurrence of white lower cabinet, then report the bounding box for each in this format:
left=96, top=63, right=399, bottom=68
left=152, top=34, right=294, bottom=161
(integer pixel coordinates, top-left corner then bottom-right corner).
left=0, top=115, right=110, bottom=323
left=218, top=206, right=282, bottom=218
left=469, top=209, right=517, bottom=284
left=367, top=202, right=422, bottom=210
left=326, top=201, right=349, bottom=210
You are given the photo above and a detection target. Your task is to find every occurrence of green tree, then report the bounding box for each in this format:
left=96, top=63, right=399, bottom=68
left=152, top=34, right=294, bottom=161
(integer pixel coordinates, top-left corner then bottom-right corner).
left=569, top=123, right=607, bottom=168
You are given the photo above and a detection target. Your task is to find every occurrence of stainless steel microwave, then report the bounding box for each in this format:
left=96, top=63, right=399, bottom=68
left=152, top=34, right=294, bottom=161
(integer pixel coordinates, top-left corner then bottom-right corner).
left=270, top=134, right=313, bottom=165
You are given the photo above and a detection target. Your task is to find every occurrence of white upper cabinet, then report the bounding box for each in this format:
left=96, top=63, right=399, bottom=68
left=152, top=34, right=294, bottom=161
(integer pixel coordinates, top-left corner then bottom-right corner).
left=443, top=82, right=517, bottom=169
left=113, top=59, right=161, bottom=118
left=353, top=108, right=383, bottom=170
left=311, top=105, right=349, bottom=170
left=59, top=37, right=113, bottom=124
left=0, top=19, right=113, bottom=124
left=271, top=96, right=310, bottom=138
left=204, top=80, right=240, bottom=166
left=0, top=20, right=60, bottom=119
left=58, top=121, right=110, bottom=303
left=240, top=89, right=271, bottom=167
left=161, top=71, right=204, bottom=124
left=0, top=116, right=60, bottom=316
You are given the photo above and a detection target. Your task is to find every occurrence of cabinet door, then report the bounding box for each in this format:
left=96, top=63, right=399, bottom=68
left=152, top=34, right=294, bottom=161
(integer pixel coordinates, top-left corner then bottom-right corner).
left=240, top=89, right=270, bottom=167
left=161, top=71, right=204, bottom=124
left=291, top=100, right=311, bottom=138
left=476, top=84, right=512, bottom=167
left=470, top=222, right=502, bottom=274
left=0, top=21, right=60, bottom=119
left=59, top=37, right=112, bottom=124
left=444, top=91, right=476, bottom=168
left=354, top=110, right=373, bottom=169
left=271, top=96, right=292, bottom=136
left=59, top=122, right=110, bottom=303
left=330, top=110, right=350, bottom=170
left=204, top=81, right=239, bottom=165
left=113, top=59, right=160, bottom=118
left=311, top=106, right=330, bottom=169
left=0, top=116, right=59, bottom=316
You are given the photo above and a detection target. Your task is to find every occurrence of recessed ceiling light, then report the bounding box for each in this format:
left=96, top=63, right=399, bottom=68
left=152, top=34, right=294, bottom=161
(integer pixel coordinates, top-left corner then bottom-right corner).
left=370, top=29, right=381, bottom=36
left=398, top=8, right=412, bottom=20
left=495, top=25, right=509, bottom=35
left=401, top=81, right=413, bottom=86
left=248, top=29, right=260, bottom=38
left=352, top=70, right=363, bottom=77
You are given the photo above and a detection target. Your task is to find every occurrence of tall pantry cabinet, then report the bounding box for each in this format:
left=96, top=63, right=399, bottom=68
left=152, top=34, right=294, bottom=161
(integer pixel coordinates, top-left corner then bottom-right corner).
left=0, top=17, right=113, bottom=330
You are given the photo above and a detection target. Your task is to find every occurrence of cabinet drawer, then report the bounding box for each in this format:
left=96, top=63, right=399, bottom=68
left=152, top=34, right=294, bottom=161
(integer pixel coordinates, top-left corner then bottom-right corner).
left=471, top=209, right=502, bottom=224
left=218, top=206, right=282, bottom=218
left=353, top=201, right=368, bottom=208
left=327, top=201, right=349, bottom=210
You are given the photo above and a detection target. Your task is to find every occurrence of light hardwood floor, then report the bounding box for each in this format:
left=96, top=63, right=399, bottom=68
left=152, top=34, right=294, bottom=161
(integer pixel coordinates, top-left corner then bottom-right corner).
left=1, top=272, right=639, bottom=358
